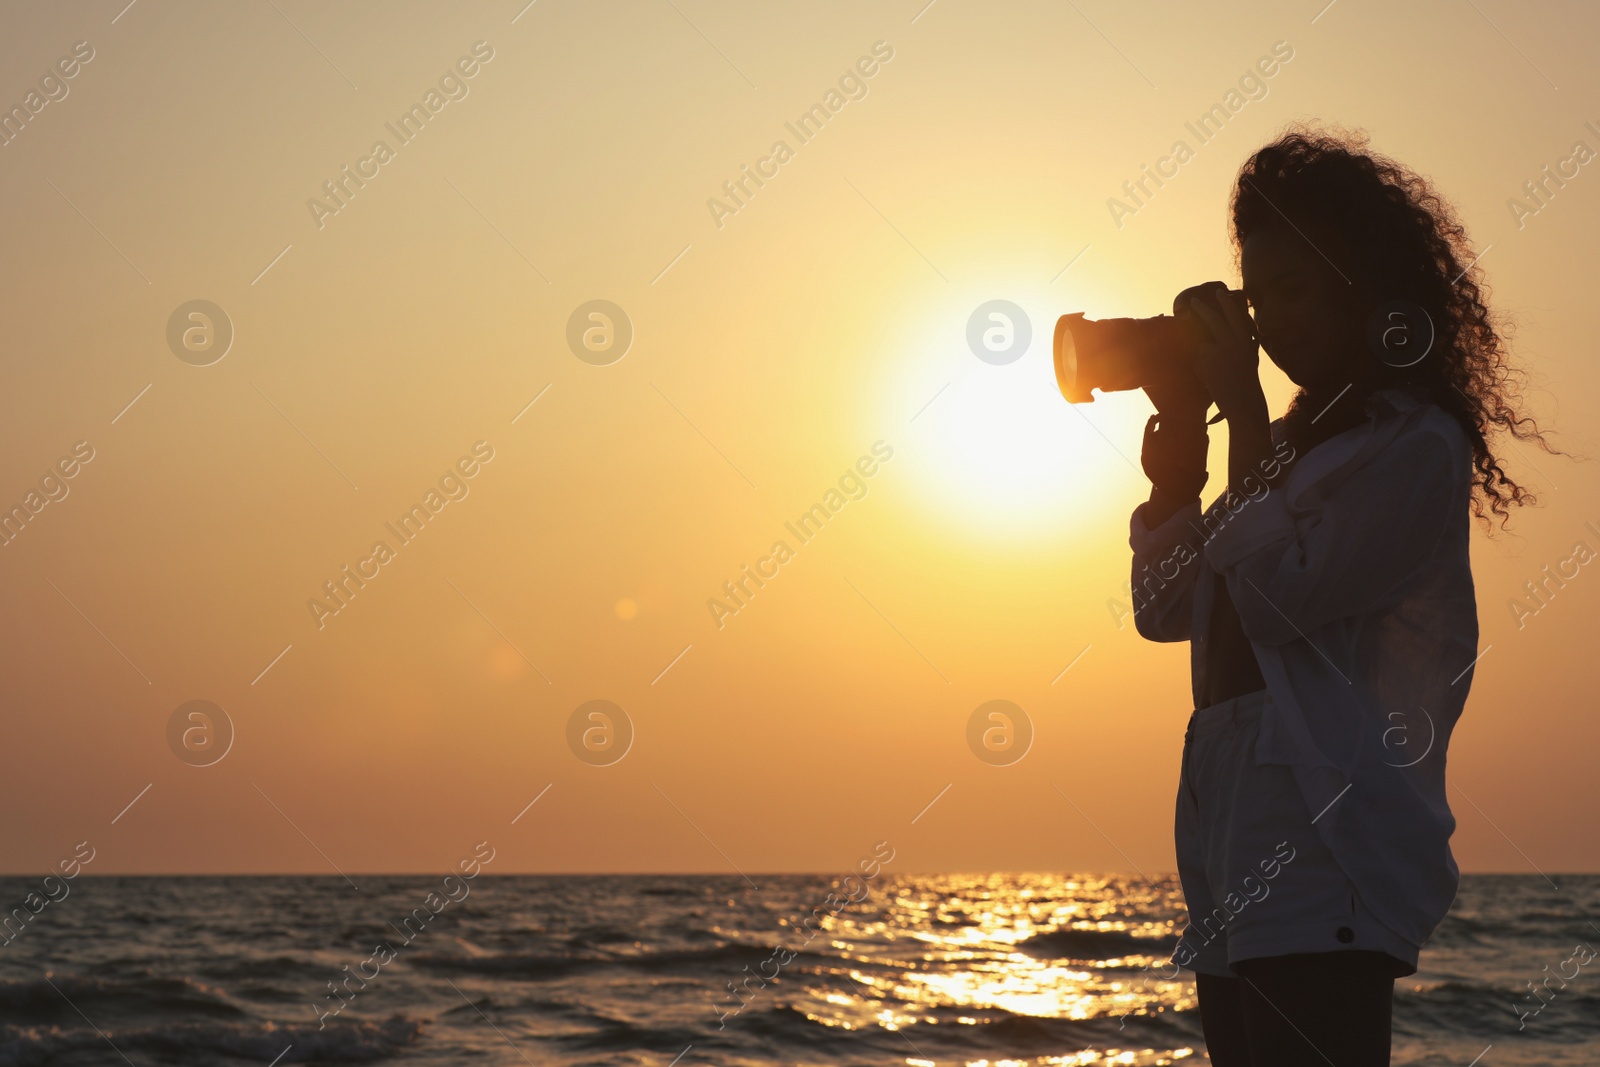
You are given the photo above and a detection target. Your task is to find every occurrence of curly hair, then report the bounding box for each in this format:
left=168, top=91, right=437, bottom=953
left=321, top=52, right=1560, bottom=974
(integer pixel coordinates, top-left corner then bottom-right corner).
left=1229, top=123, right=1557, bottom=527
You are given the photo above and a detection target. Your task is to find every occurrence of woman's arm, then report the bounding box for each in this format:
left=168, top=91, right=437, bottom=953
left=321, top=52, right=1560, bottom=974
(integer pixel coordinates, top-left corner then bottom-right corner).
left=1129, top=495, right=1206, bottom=643
left=1129, top=405, right=1211, bottom=643
left=1223, top=401, right=1275, bottom=507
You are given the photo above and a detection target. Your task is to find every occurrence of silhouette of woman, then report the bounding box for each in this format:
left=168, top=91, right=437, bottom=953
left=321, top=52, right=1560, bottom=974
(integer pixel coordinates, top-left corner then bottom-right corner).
left=1129, top=125, right=1553, bottom=1065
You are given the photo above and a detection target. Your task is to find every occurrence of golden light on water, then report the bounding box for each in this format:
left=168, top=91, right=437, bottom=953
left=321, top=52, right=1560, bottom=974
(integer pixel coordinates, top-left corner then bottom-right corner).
left=735, top=874, right=1198, bottom=1066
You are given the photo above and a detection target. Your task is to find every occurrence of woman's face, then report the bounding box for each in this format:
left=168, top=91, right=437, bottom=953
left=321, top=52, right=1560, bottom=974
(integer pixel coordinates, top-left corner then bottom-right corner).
left=1240, top=224, right=1365, bottom=394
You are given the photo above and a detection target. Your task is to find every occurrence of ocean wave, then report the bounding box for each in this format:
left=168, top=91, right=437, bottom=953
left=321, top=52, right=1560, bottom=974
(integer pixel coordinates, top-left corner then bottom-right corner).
left=1398, top=980, right=1600, bottom=1039
left=410, top=940, right=845, bottom=979
left=1018, top=927, right=1179, bottom=961
left=0, top=1015, right=421, bottom=1067
left=0, top=973, right=244, bottom=1024
left=731, top=999, right=1199, bottom=1054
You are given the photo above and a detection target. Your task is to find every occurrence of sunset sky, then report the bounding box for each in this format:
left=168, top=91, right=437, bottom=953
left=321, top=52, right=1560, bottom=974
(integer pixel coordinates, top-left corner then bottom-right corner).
left=1, top=0, right=1596, bottom=878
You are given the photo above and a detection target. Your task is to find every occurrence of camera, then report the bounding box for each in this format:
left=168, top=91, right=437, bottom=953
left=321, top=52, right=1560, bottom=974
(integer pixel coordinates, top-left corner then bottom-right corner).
left=1052, top=282, right=1240, bottom=403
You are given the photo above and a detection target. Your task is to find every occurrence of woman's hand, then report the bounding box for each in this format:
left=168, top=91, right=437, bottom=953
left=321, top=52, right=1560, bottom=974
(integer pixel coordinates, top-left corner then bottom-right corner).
left=1140, top=413, right=1209, bottom=523
left=1179, top=284, right=1267, bottom=424
left=1177, top=284, right=1274, bottom=503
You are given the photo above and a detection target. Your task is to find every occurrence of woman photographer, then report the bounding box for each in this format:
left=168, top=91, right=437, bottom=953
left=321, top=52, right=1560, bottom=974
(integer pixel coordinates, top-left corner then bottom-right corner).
left=1129, top=125, right=1553, bottom=1065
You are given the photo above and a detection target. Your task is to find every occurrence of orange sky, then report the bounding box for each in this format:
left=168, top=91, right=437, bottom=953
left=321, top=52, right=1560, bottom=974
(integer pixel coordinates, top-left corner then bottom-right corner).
left=1, top=0, right=1597, bottom=876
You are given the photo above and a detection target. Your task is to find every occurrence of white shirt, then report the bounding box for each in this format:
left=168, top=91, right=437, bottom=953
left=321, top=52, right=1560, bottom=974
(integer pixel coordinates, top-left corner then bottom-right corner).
left=1129, top=387, right=1478, bottom=949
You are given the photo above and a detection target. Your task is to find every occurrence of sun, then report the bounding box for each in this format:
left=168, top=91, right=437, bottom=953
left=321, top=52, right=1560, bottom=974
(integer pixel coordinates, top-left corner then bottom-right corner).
left=892, top=291, right=1149, bottom=538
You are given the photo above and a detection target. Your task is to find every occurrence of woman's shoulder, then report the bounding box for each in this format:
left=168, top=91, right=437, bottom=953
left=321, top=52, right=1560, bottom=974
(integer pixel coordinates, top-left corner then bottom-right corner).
left=1365, top=387, right=1473, bottom=460
left=1276, top=387, right=1471, bottom=496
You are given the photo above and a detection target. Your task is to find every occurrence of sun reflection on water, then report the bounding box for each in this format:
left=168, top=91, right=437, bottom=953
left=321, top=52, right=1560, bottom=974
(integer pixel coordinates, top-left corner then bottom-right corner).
left=772, top=873, right=1199, bottom=1066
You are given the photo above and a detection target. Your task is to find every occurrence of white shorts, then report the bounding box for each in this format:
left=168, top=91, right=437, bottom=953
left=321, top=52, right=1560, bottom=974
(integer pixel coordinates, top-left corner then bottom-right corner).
left=1171, top=689, right=1420, bottom=978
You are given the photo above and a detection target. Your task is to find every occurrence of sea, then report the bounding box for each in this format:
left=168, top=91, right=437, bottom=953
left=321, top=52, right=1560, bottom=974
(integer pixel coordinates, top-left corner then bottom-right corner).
left=0, top=873, right=1594, bottom=1066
